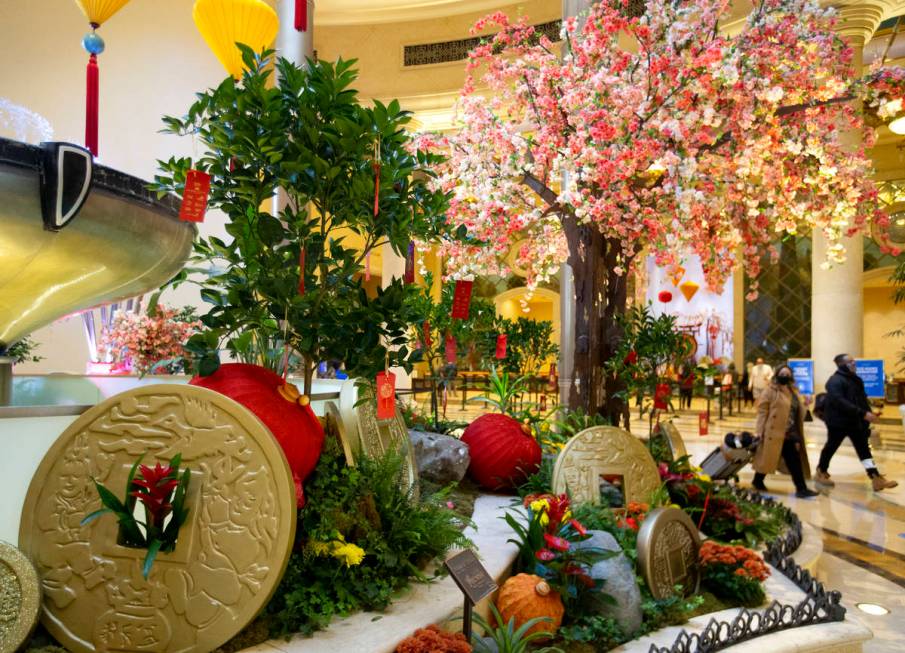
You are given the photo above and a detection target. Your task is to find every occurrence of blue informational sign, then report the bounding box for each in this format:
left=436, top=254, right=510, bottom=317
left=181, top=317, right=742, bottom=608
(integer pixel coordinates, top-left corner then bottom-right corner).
left=855, top=359, right=886, bottom=399
left=788, top=359, right=814, bottom=396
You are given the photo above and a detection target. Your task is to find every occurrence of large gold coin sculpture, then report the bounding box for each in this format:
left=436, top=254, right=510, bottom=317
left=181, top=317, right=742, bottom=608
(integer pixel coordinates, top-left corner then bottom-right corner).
left=636, top=507, right=701, bottom=599
left=18, top=385, right=297, bottom=653
left=552, top=426, right=660, bottom=507
left=657, top=420, right=688, bottom=461
left=0, top=541, right=41, bottom=653
left=355, top=392, right=420, bottom=502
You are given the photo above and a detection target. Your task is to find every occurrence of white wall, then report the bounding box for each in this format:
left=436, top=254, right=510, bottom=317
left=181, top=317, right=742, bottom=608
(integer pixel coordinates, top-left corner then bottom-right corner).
left=1, top=0, right=231, bottom=373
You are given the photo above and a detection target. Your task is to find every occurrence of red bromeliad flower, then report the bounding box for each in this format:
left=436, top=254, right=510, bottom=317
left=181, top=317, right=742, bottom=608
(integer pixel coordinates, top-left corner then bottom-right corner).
left=623, top=350, right=638, bottom=366
left=544, top=533, right=571, bottom=552
left=544, top=494, right=571, bottom=529
left=569, top=519, right=587, bottom=537
left=535, top=548, right=556, bottom=562
left=131, top=463, right=179, bottom=530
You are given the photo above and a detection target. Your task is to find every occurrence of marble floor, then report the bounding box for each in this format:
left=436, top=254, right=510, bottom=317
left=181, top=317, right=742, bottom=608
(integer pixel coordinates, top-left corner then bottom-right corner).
left=426, top=391, right=905, bottom=652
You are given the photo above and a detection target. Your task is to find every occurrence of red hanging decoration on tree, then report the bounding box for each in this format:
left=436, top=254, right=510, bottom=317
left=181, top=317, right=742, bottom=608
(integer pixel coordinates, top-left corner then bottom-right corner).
left=495, top=334, right=507, bottom=359
left=85, top=53, right=99, bottom=156
left=445, top=332, right=457, bottom=364
left=451, top=280, right=473, bottom=319
left=178, top=169, right=211, bottom=223
left=294, top=0, right=308, bottom=32
left=403, top=241, right=416, bottom=284
left=372, top=139, right=381, bottom=217
left=376, top=370, right=396, bottom=420
left=298, top=247, right=306, bottom=294
left=422, top=321, right=432, bottom=349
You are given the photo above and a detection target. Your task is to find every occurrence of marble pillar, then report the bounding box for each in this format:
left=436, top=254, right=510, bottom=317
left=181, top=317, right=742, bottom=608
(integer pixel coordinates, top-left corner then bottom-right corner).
left=276, top=0, right=314, bottom=66
left=811, top=41, right=864, bottom=391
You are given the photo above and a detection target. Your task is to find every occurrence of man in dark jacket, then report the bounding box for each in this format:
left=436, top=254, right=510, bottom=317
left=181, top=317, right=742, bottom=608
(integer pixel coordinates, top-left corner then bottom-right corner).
left=815, top=354, right=897, bottom=491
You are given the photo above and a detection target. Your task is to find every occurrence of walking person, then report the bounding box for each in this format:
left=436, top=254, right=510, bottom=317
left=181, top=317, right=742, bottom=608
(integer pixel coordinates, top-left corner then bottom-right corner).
left=678, top=363, right=695, bottom=410
left=815, top=354, right=898, bottom=491
left=751, top=364, right=818, bottom=498
left=749, top=357, right=773, bottom=403
left=739, top=362, right=753, bottom=407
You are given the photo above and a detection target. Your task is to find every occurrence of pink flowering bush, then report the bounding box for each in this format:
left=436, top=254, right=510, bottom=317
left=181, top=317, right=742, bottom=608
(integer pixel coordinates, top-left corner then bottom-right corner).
left=99, top=306, right=200, bottom=375
left=433, top=0, right=902, bottom=295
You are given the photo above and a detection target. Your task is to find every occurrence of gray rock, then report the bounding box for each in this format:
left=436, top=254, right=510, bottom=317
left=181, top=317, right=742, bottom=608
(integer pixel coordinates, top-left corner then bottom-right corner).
left=408, top=430, right=471, bottom=484
left=572, top=529, right=643, bottom=635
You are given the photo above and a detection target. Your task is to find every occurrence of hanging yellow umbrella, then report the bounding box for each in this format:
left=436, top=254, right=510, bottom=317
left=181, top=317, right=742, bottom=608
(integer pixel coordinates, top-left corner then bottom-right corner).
left=193, top=0, right=280, bottom=79
left=72, top=0, right=133, bottom=156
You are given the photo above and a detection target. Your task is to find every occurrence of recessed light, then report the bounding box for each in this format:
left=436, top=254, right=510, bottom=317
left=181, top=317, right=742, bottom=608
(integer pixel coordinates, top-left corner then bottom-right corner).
left=856, top=603, right=889, bottom=616
left=888, top=116, right=905, bottom=135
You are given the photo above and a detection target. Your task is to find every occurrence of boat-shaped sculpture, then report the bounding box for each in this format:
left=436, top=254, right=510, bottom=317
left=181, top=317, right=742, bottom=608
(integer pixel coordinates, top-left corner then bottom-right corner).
left=0, top=137, right=194, bottom=350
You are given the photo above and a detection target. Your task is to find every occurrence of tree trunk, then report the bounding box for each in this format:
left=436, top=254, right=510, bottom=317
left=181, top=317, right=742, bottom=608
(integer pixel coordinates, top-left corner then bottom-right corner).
left=562, top=216, right=631, bottom=428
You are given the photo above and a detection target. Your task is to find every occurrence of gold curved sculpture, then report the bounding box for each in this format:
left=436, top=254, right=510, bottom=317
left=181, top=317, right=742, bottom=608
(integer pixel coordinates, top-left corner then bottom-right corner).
left=0, top=138, right=194, bottom=350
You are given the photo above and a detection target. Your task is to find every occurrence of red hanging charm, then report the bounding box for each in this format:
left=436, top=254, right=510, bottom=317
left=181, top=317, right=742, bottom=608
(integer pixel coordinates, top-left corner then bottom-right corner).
left=445, top=332, right=457, bottom=364
left=179, top=169, right=211, bottom=222
left=365, top=249, right=371, bottom=281
left=298, top=247, right=306, bottom=294
left=404, top=241, right=416, bottom=284
left=85, top=54, right=99, bottom=157
left=422, top=321, right=432, bottom=349
left=451, top=280, right=473, bottom=319
left=375, top=370, right=396, bottom=420
left=495, top=334, right=507, bottom=359
left=654, top=382, right=670, bottom=411
left=294, top=0, right=308, bottom=31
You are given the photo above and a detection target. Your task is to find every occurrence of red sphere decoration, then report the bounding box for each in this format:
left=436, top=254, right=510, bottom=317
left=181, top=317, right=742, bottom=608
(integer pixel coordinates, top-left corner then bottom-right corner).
left=461, top=413, right=542, bottom=491
left=658, top=290, right=673, bottom=303
left=190, top=363, right=324, bottom=507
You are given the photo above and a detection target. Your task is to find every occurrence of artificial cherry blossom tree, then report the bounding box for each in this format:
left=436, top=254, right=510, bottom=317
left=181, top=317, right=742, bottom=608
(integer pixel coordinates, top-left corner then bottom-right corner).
left=434, top=0, right=902, bottom=422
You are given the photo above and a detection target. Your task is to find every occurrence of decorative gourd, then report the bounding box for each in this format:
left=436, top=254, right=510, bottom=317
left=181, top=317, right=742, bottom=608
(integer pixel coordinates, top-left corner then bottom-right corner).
left=190, top=363, right=324, bottom=506
left=496, top=574, right=564, bottom=637
left=461, top=413, right=541, bottom=491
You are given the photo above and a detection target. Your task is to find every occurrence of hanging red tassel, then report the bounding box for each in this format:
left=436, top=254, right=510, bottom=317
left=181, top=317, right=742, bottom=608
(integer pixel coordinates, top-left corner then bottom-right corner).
left=295, top=0, right=308, bottom=32
left=495, top=334, right=507, bottom=359
left=85, top=54, right=99, bottom=157
left=372, top=161, right=381, bottom=216
left=298, top=247, right=306, bottom=295
left=422, top=321, right=432, bottom=349
left=365, top=249, right=371, bottom=281
left=445, top=332, right=457, bottom=364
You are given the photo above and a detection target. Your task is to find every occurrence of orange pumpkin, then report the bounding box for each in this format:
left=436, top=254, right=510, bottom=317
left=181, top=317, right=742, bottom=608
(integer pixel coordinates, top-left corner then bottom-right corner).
left=496, top=574, right=564, bottom=637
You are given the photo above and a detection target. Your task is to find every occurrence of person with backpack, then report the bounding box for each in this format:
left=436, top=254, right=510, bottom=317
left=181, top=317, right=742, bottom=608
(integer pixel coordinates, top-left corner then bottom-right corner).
left=814, top=353, right=898, bottom=491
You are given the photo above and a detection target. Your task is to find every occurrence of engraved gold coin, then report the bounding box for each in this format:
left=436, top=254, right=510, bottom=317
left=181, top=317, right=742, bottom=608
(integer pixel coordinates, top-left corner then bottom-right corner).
left=552, top=426, right=660, bottom=508
left=636, top=507, right=701, bottom=599
left=18, top=384, right=297, bottom=653
left=0, top=541, right=41, bottom=653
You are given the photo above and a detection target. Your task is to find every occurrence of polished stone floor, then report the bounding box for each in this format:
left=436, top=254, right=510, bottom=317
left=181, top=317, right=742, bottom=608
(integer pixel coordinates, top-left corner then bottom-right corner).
left=427, top=390, right=905, bottom=652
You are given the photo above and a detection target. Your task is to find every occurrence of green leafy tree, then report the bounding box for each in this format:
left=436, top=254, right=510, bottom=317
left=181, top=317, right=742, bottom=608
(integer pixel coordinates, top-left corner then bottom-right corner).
left=154, top=50, right=452, bottom=393
left=492, top=316, right=558, bottom=377
left=405, top=276, right=497, bottom=428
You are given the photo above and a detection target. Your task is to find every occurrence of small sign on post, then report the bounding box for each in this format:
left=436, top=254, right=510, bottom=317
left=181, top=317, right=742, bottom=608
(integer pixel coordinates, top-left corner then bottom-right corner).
left=444, top=549, right=497, bottom=642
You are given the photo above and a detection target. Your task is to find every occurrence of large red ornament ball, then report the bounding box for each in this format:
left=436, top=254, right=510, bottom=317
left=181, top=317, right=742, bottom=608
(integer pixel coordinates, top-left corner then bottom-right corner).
left=190, top=363, right=324, bottom=507
left=658, top=290, right=673, bottom=303
left=461, top=413, right=541, bottom=491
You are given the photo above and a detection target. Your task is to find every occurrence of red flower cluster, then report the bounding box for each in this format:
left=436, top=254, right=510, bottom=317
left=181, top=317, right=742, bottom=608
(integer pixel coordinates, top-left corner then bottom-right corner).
left=617, top=502, right=649, bottom=532
left=396, top=625, right=471, bottom=653
left=131, top=463, right=179, bottom=530
left=658, top=462, right=694, bottom=483
left=699, top=541, right=770, bottom=582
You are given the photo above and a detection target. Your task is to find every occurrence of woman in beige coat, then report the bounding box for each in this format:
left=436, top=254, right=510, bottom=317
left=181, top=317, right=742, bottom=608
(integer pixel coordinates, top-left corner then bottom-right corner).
left=752, top=364, right=818, bottom=498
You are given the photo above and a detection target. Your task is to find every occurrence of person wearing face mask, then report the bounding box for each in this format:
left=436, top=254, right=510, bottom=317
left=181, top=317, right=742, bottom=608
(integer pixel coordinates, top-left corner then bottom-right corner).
left=815, top=354, right=898, bottom=491
left=751, top=364, right=818, bottom=498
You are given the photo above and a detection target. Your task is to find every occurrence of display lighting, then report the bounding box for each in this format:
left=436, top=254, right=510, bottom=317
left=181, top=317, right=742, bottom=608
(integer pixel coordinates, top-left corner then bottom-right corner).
left=855, top=602, right=890, bottom=616
left=888, top=115, right=905, bottom=135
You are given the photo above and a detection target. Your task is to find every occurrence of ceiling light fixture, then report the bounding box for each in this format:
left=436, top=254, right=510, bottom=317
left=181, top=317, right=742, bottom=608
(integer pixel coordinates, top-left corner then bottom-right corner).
left=855, top=602, right=890, bottom=616
left=888, top=116, right=905, bottom=135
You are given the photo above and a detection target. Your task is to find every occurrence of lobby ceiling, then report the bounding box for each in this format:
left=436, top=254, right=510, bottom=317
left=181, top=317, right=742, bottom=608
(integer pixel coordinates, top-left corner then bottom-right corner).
left=314, top=0, right=516, bottom=25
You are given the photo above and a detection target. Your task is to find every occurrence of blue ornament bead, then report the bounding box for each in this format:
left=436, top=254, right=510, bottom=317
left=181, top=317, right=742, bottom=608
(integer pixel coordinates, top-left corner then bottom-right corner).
left=82, top=31, right=105, bottom=55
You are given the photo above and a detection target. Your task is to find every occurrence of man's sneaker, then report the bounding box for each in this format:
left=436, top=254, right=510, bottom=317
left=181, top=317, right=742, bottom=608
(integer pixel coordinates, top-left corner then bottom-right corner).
left=815, top=469, right=835, bottom=487
left=795, top=488, right=819, bottom=499
left=872, top=475, right=899, bottom=492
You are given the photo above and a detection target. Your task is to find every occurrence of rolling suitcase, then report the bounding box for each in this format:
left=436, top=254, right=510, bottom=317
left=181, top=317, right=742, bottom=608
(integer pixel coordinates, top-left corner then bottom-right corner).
left=699, top=431, right=758, bottom=481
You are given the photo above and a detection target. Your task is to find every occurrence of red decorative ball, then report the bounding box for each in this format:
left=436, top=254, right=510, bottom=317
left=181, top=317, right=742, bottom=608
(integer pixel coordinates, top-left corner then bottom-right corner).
left=190, top=363, right=324, bottom=507
left=461, top=413, right=541, bottom=491
left=658, top=290, right=673, bottom=303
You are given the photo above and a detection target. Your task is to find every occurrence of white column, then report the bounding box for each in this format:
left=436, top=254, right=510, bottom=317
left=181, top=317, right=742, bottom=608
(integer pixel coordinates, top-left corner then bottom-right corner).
left=558, top=263, right=575, bottom=406
left=276, top=0, right=314, bottom=66
left=811, top=39, right=865, bottom=391
left=382, top=243, right=412, bottom=391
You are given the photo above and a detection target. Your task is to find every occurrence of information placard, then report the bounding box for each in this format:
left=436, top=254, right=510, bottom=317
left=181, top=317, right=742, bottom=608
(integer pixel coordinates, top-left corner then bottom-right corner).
left=788, top=359, right=814, bottom=396
left=855, top=359, right=885, bottom=399
left=444, top=549, right=497, bottom=605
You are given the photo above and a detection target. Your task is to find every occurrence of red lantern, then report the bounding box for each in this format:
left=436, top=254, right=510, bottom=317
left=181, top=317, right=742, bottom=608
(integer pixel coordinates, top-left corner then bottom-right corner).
left=190, top=363, right=325, bottom=507
left=657, top=290, right=673, bottom=303
left=461, top=413, right=541, bottom=491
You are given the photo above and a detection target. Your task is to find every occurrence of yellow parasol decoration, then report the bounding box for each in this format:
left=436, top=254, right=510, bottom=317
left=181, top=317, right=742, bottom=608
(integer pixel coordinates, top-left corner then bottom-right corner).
left=72, top=0, right=132, bottom=156
left=679, top=280, right=700, bottom=302
left=193, top=0, right=280, bottom=79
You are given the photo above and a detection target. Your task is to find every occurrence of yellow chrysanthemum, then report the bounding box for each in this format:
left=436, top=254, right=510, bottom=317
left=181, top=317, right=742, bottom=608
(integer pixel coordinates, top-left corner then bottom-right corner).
left=331, top=542, right=366, bottom=567
left=697, top=473, right=712, bottom=483
left=308, top=540, right=331, bottom=556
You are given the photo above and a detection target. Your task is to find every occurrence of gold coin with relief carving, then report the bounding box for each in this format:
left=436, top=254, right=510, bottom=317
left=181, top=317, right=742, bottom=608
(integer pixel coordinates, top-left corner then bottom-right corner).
left=0, top=540, right=41, bottom=653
